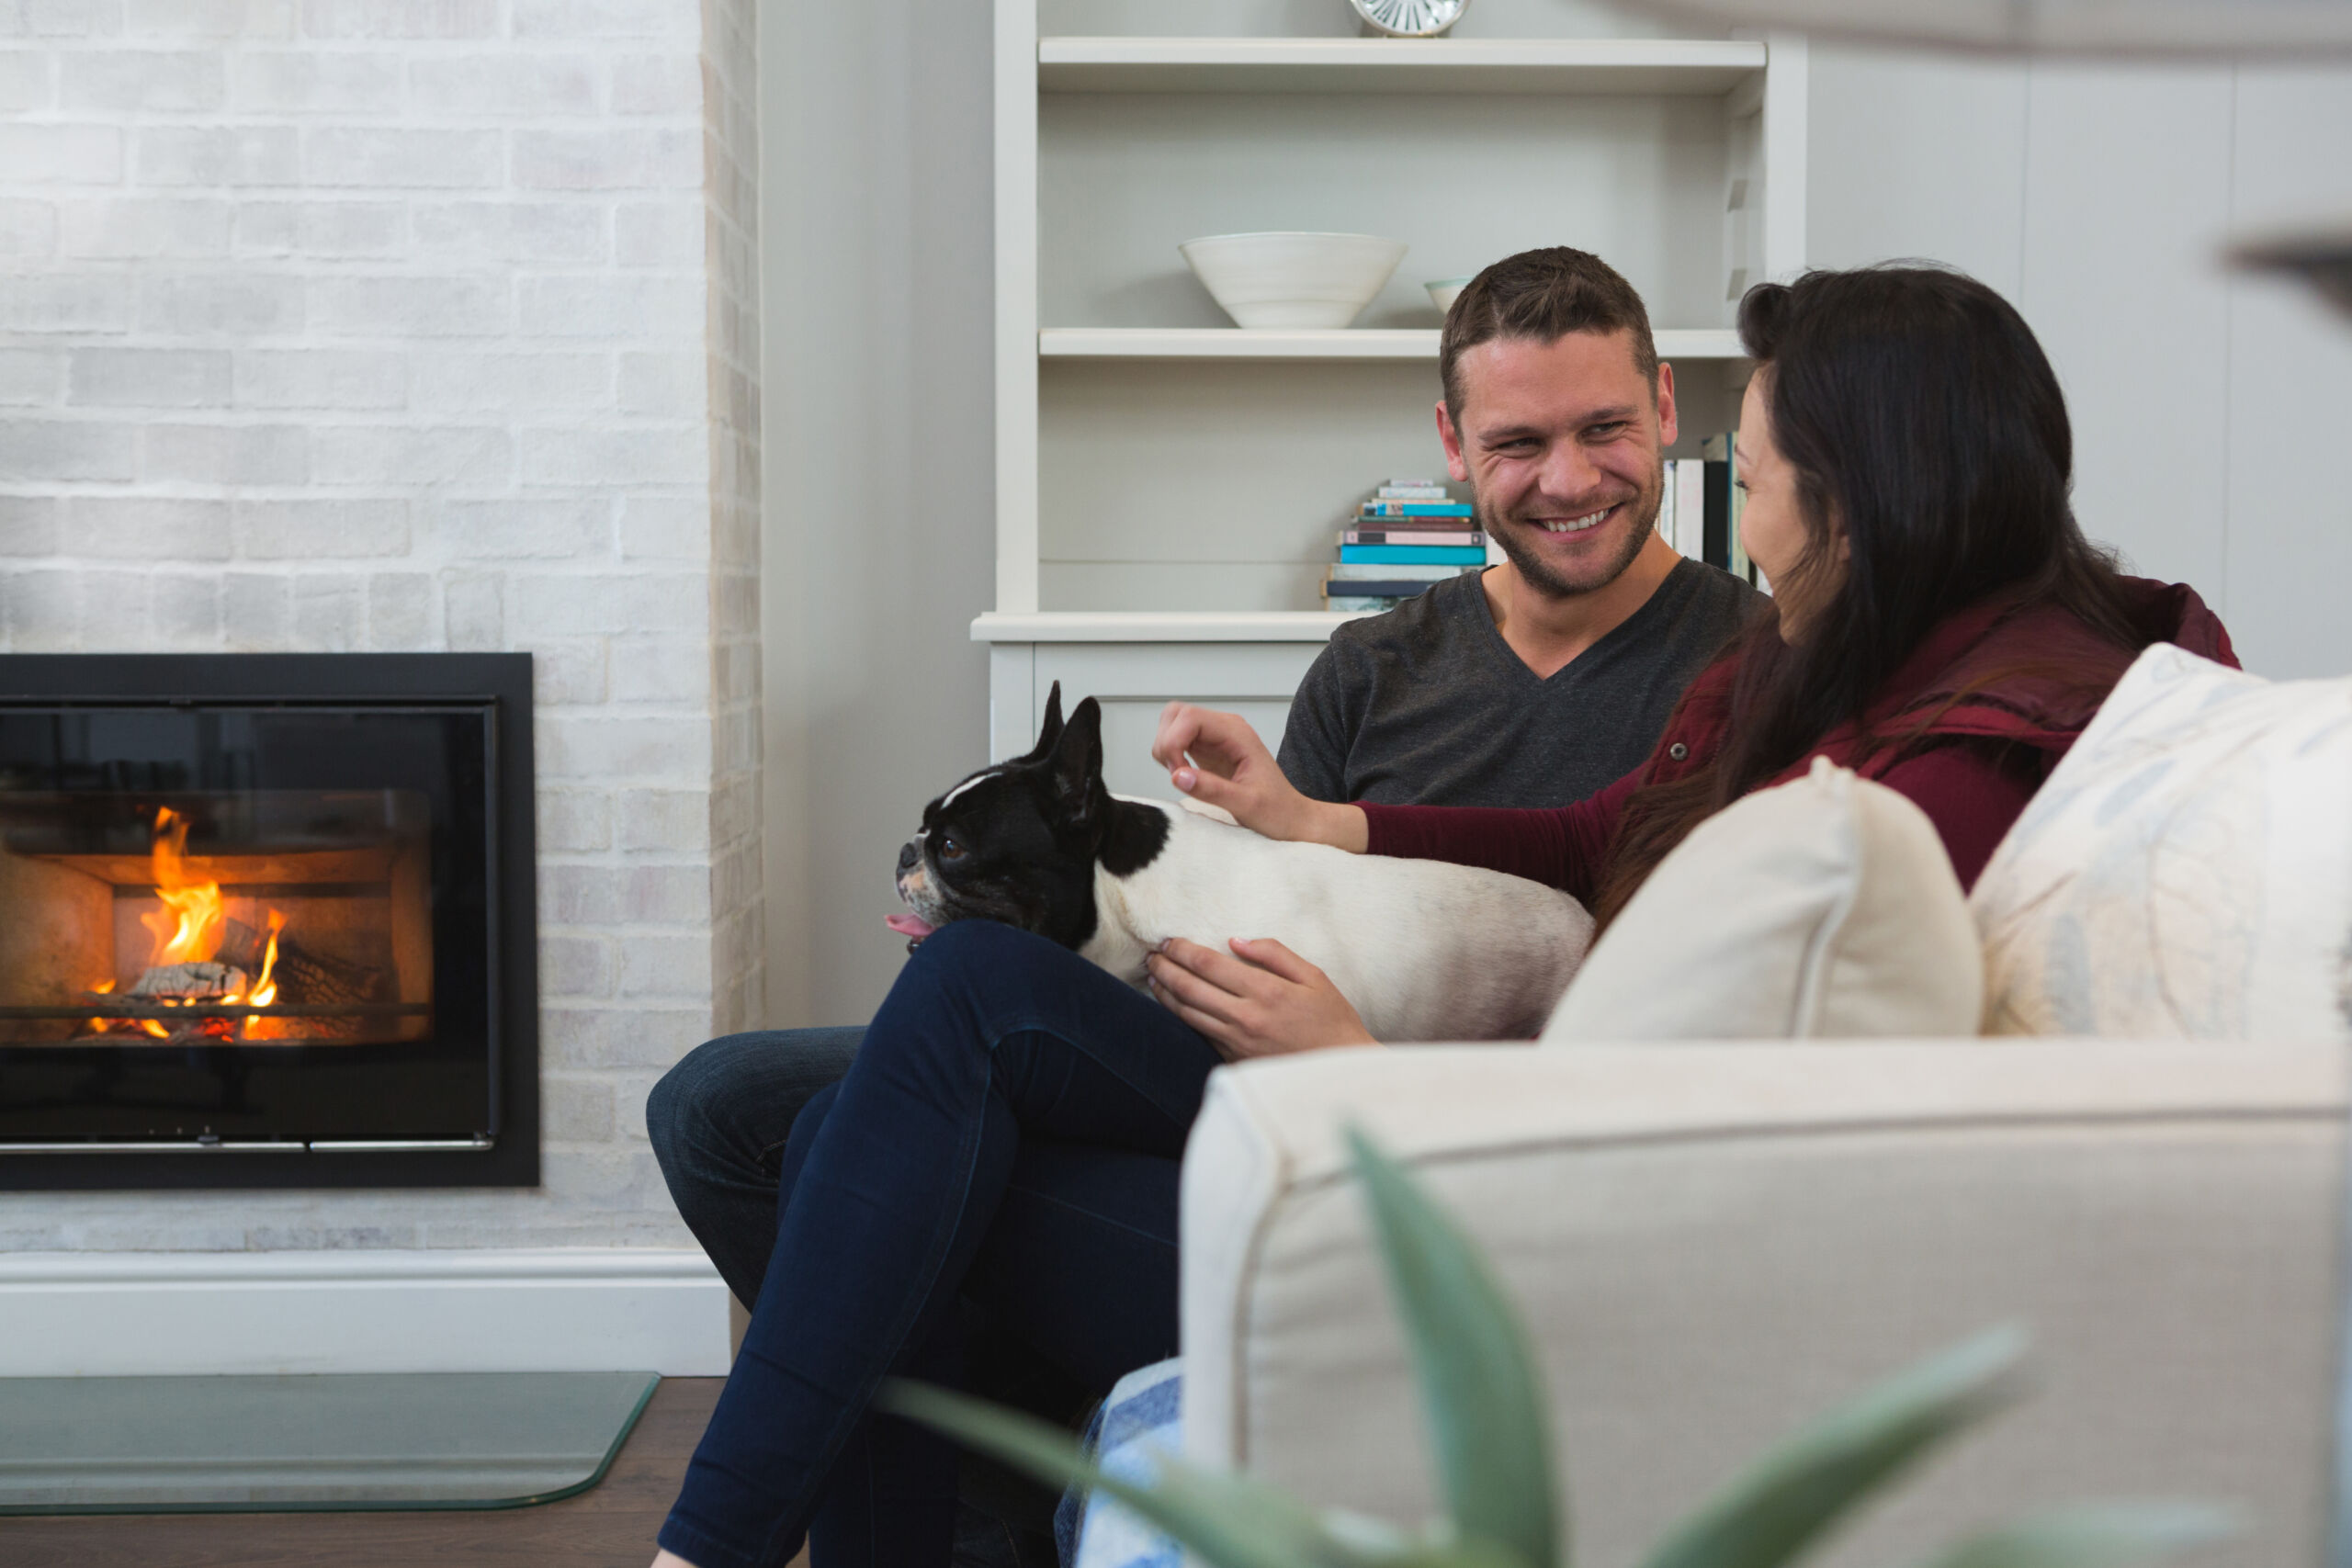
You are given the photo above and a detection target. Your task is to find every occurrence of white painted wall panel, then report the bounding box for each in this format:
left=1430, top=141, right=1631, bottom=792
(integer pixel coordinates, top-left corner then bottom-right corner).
left=1804, top=44, right=2028, bottom=298
left=2020, top=66, right=2236, bottom=595
left=2224, top=67, right=2352, bottom=679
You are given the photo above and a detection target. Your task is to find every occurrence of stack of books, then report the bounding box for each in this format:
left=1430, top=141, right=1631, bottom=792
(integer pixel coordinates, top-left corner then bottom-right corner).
left=1323, top=480, right=1487, bottom=613
left=1657, top=434, right=1767, bottom=592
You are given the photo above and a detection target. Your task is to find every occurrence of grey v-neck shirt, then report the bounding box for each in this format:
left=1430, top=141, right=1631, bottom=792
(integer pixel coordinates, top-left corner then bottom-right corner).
left=1277, top=561, right=1758, bottom=809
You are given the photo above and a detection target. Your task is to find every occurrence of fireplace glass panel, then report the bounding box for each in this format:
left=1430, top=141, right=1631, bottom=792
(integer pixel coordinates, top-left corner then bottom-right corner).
left=0, top=704, right=497, bottom=1146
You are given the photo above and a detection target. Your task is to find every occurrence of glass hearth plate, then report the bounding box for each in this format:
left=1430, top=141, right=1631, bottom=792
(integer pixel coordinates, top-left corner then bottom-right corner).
left=0, top=1371, right=659, bottom=1512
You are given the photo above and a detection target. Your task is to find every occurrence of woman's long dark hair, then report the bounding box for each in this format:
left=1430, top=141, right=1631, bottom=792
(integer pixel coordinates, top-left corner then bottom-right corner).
left=1590, top=265, right=2157, bottom=928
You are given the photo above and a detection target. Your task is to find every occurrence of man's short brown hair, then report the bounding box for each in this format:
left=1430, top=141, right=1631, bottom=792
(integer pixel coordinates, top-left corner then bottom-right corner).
left=1439, top=247, right=1659, bottom=423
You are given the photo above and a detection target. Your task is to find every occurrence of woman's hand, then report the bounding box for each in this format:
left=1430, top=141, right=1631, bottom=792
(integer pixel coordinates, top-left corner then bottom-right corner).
left=1150, top=702, right=1368, bottom=852
left=1145, top=937, right=1376, bottom=1060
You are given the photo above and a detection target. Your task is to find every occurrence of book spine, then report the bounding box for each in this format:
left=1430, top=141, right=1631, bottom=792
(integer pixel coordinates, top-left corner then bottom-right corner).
left=1325, top=594, right=1409, bottom=613
left=1323, top=579, right=1459, bottom=597
left=1341, top=529, right=1487, bottom=547
left=1374, top=485, right=1450, bottom=500
left=1327, top=562, right=1476, bottom=582
left=1724, top=431, right=1750, bottom=583
left=1359, top=502, right=1474, bottom=518
left=1702, top=456, right=1729, bottom=571
left=1674, top=457, right=1707, bottom=563
left=1339, top=545, right=1487, bottom=565
left=1657, top=460, right=1679, bottom=553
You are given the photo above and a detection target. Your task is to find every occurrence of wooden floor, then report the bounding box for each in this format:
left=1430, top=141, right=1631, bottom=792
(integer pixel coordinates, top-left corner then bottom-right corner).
left=0, top=1377, right=774, bottom=1568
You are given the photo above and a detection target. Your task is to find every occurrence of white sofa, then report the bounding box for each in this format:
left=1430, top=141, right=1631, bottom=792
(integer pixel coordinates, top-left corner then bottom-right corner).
left=1159, top=647, right=2352, bottom=1568
left=1177, top=1038, right=2347, bottom=1568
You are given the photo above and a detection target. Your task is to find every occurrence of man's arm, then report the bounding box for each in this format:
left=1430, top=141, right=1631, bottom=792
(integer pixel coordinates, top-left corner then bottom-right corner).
left=1274, top=641, right=1356, bottom=802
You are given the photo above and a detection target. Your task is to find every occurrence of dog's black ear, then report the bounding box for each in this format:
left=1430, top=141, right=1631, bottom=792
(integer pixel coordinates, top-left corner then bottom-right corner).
left=1048, top=695, right=1104, bottom=819
left=1019, top=682, right=1066, bottom=764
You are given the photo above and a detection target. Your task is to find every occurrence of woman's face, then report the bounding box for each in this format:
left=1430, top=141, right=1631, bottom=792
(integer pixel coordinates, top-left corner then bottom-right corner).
left=1736, top=371, right=1846, bottom=640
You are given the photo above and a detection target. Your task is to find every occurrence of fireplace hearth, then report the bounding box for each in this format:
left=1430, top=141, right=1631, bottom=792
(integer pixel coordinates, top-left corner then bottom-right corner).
left=0, top=655, right=537, bottom=1190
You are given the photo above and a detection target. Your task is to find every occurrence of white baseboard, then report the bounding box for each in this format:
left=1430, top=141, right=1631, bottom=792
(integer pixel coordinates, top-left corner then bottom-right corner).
left=0, top=1248, right=733, bottom=1377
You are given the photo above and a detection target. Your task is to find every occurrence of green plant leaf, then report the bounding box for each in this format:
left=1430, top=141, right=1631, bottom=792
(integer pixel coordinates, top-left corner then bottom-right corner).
left=880, top=1378, right=1517, bottom=1568
left=1637, top=1326, right=2029, bottom=1568
left=1346, top=1125, right=1563, bottom=1568
left=1908, top=1505, right=2239, bottom=1568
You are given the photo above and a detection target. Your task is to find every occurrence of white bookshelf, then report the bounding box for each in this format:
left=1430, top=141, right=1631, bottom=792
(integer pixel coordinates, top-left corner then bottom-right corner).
left=982, top=0, right=1806, bottom=767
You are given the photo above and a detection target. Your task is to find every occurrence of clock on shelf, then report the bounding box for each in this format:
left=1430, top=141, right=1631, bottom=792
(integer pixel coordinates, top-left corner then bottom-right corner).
left=1349, top=0, right=1469, bottom=39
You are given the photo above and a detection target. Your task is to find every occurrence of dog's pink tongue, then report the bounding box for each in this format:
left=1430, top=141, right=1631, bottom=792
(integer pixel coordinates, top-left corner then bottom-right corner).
left=885, top=912, right=936, bottom=939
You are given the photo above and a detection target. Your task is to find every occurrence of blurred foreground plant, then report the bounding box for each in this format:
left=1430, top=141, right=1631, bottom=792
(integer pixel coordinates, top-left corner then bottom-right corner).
left=881, top=1126, right=2232, bottom=1568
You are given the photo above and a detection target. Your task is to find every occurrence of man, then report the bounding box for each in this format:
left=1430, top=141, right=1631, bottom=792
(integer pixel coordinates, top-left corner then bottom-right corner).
left=1275, top=245, right=1755, bottom=809
left=645, top=244, right=1752, bottom=1563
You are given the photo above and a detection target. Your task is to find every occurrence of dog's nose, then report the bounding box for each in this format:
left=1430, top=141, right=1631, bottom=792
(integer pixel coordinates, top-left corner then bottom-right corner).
left=897, top=840, right=920, bottom=874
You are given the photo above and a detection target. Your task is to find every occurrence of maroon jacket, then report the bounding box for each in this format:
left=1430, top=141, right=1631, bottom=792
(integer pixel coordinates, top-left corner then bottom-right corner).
left=1362, top=579, right=2237, bottom=897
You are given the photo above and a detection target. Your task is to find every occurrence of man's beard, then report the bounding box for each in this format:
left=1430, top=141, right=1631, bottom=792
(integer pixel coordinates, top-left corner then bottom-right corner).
left=1478, top=468, right=1663, bottom=601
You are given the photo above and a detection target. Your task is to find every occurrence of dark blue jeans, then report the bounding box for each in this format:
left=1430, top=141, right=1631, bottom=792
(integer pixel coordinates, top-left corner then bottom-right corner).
left=647, top=1022, right=867, bottom=1308
left=656, top=919, right=1224, bottom=1568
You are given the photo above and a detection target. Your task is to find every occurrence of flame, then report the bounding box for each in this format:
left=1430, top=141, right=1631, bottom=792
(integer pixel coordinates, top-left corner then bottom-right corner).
left=250, top=911, right=285, bottom=1009
left=138, top=808, right=225, bottom=967
left=238, top=909, right=293, bottom=1040
left=84, top=978, right=116, bottom=1035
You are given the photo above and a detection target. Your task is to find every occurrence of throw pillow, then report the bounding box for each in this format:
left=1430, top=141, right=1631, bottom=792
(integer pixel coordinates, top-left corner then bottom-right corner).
left=1973, top=644, right=2352, bottom=1040
left=1539, top=757, right=1982, bottom=1042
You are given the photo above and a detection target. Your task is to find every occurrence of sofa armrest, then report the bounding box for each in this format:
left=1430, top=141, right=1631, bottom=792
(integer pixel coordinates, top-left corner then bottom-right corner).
left=1179, top=1039, right=2346, bottom=1568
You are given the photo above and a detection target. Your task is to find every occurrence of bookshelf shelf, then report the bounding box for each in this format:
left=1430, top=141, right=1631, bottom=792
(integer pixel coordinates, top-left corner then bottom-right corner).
left=1037, top=37, right=1768, bottom=96
left=972, top=611, right=1368, bottom=644
left=1038, top=327, right=1749, bottom=361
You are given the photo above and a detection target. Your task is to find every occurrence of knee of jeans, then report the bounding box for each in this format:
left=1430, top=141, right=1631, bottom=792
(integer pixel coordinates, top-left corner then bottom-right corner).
left=899, top=920, right=1069, bottom=1040
left=910, top=917, right=1043, bottom=975
left=643, top=1058, right=692, bottom=1162
left=644, top=1032, right=760, bottom=1159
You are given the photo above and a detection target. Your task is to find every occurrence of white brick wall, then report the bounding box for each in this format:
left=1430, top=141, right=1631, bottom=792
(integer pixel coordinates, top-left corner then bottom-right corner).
left=0, top=0, right=761, bottom=1252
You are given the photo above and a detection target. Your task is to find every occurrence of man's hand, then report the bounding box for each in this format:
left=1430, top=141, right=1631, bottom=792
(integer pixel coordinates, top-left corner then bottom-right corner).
left=1149, top=702, right=1368, bottom=851
left=1145, top=936, right=1376, bottom=1060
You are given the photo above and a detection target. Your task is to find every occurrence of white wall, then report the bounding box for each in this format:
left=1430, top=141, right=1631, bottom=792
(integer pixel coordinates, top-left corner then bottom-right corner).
left=759, top=0, right=996, bottom=1027
left=0, top=0, right=761, bottom=1252
left=1808, top=46, right=2352, bottom=681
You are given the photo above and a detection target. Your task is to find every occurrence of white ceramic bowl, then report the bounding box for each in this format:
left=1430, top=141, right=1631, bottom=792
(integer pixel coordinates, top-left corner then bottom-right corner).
left=1425, top=276, right=1471, bottom=314
left=1178, top=231, right=1408, bottom=330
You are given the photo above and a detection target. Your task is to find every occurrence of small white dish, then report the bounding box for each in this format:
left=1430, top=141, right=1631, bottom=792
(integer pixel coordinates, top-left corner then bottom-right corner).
left=1178, top=231, right=1408, bottom=331
left=1425, top=276, right=1472, bottom=314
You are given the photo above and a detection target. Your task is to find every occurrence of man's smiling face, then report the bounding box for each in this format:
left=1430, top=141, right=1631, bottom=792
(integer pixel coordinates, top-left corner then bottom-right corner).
left=1438, top=327, right=1678, bottom=600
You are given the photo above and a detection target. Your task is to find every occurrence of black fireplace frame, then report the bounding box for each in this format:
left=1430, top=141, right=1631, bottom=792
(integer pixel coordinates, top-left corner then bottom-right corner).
left=0, top=653, right=538, bottom=1190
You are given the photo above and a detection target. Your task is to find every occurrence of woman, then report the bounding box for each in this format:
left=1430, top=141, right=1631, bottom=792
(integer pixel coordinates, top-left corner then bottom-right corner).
left=653, top=265, right=2233, bottom=1568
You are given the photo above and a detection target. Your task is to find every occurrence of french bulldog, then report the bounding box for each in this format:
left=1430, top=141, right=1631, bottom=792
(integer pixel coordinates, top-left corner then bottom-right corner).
left=888, top=683, right=1593, bottom=1042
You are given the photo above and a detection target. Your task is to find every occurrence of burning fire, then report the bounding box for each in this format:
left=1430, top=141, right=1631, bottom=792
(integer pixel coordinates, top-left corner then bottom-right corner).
left=85, top=808, right=292, bottom=1043
left=141, top=807, right=226, bottom=968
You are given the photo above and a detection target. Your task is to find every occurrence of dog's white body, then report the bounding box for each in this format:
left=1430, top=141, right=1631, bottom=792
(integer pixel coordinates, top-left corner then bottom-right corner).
left=1077, top=797, right=1593, bottom=1043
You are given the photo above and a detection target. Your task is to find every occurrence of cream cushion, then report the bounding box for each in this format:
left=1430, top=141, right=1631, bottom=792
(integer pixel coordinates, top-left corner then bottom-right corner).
left=1539, top=756, right=1982, bottom=1042
left=1973, top=645, right=2352, bottom=1040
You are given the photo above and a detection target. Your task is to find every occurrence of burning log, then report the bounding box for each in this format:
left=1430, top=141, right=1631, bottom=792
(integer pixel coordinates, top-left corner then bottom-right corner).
left=215, top=917, right=384, bottom=1039
left=127, top=961, right=252, bottom=1001
left=217, top=919, right=386, bottom=1008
